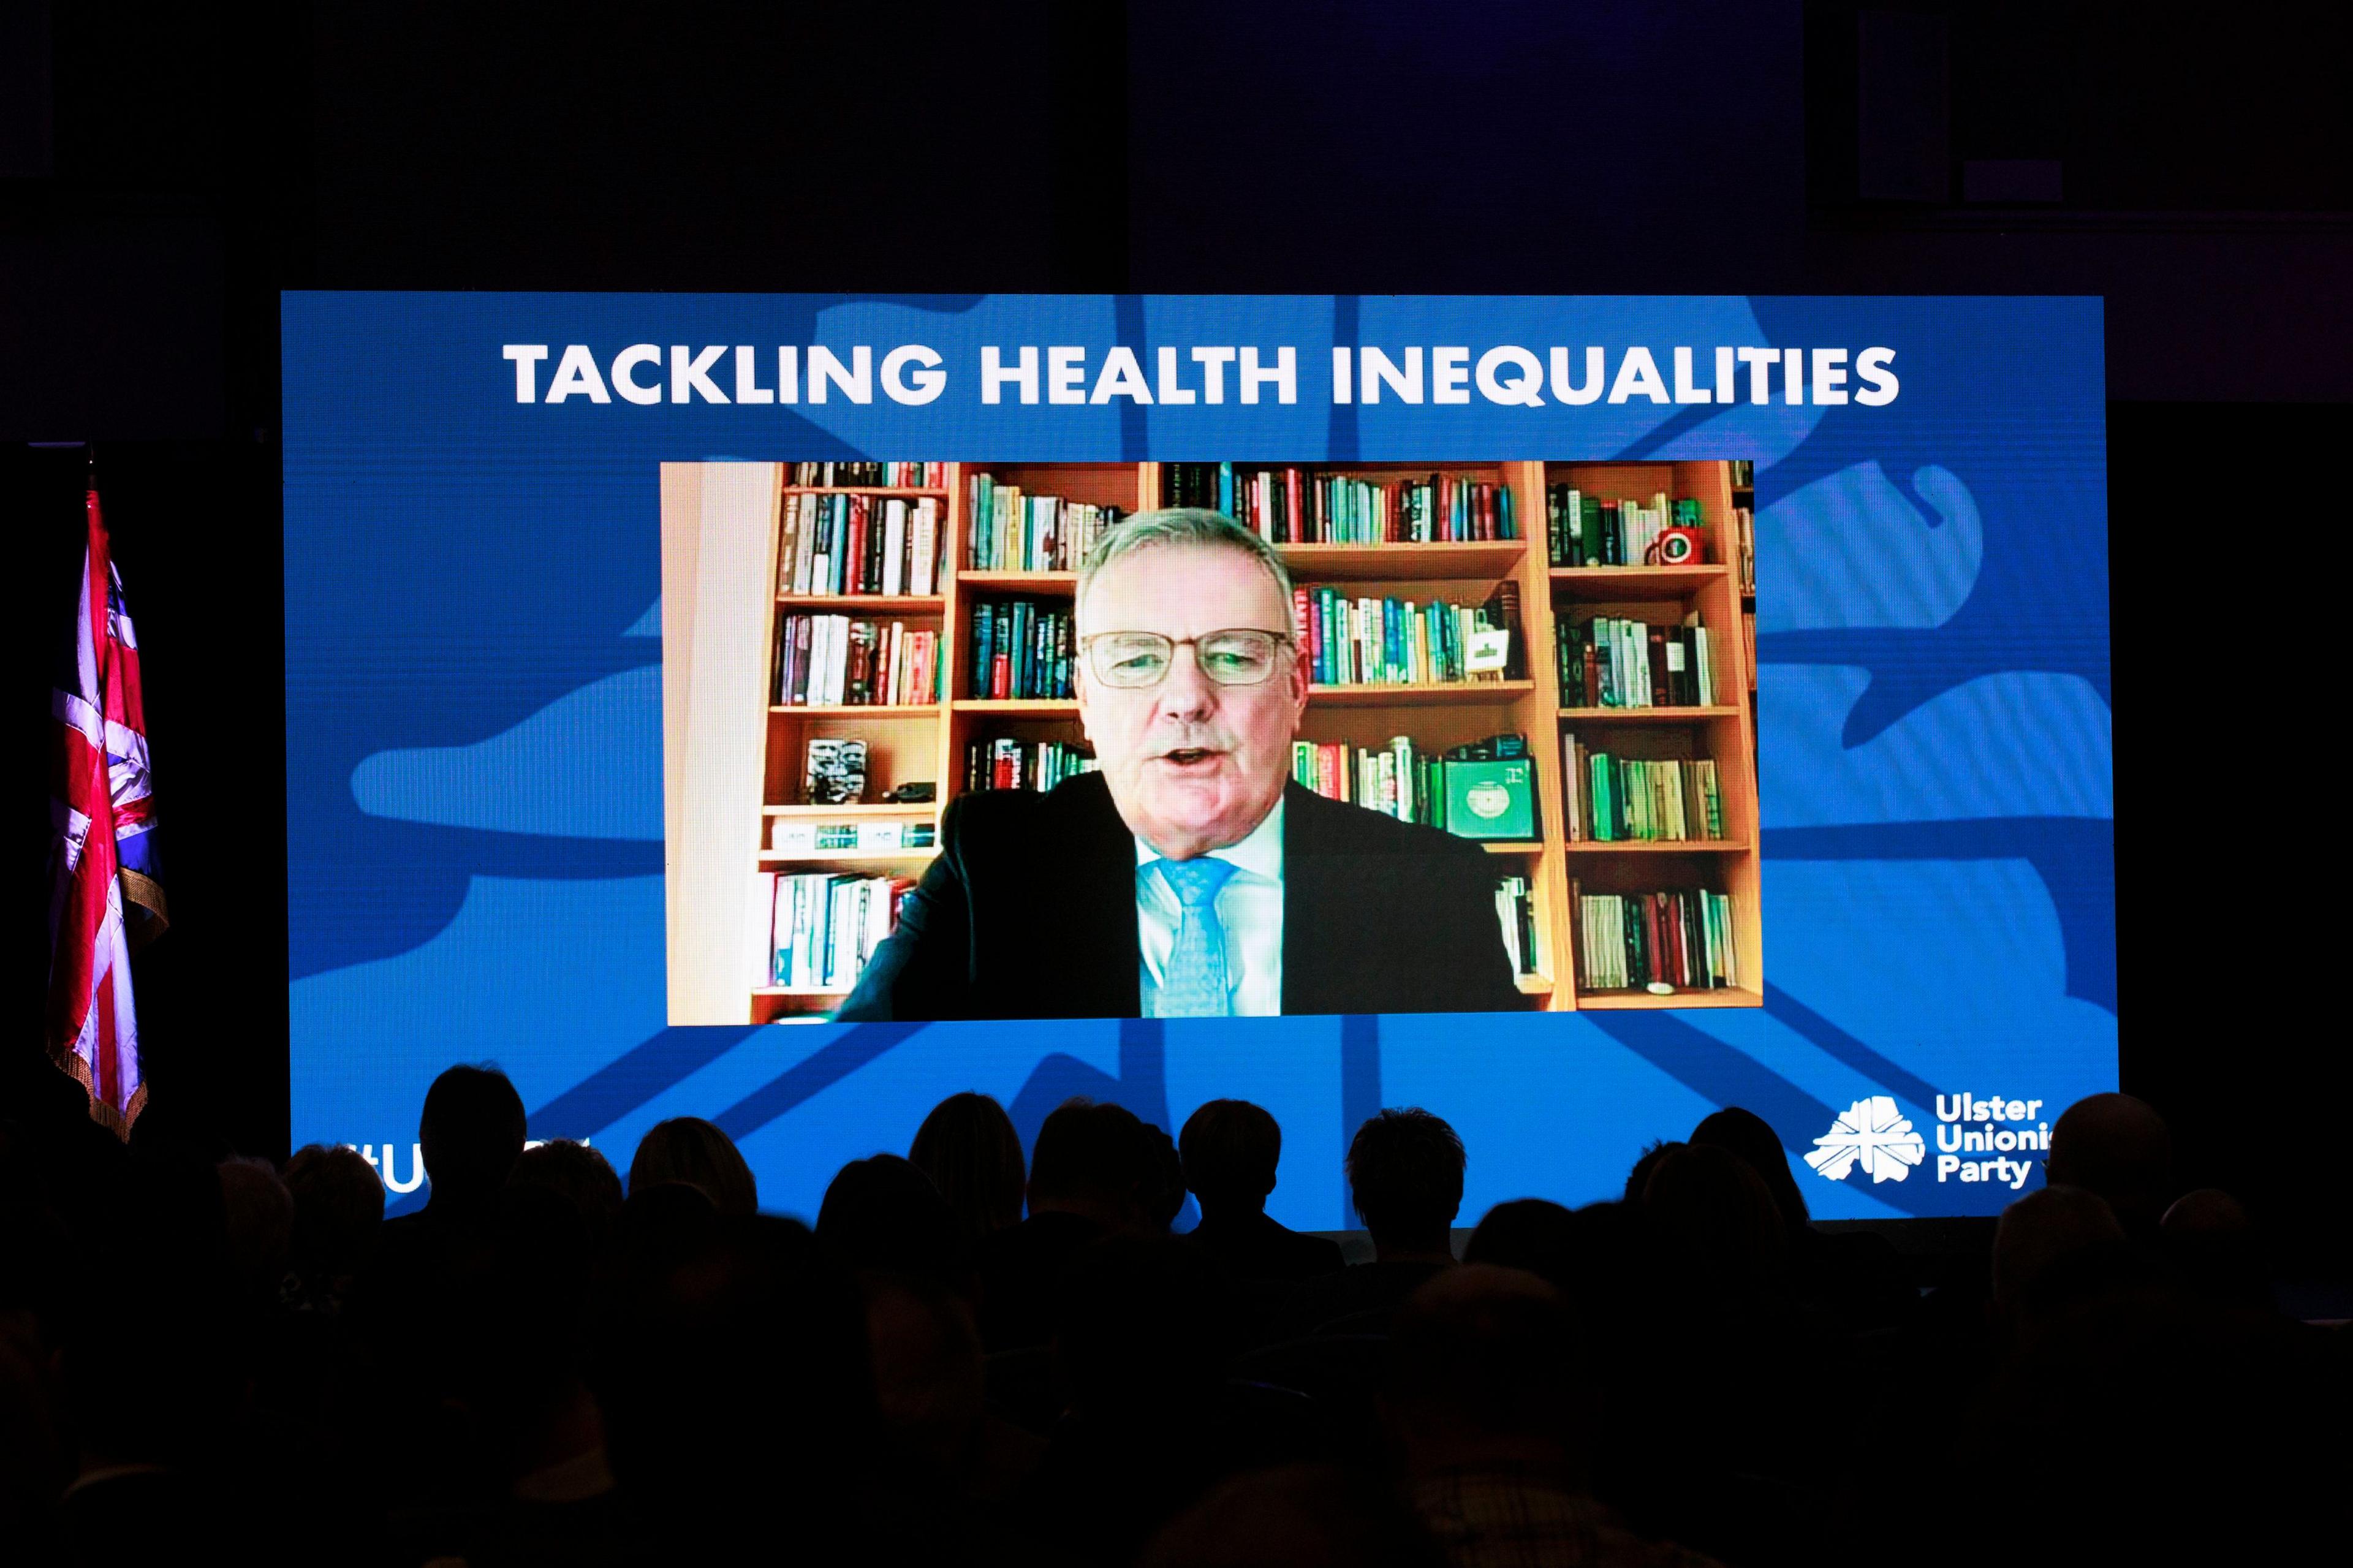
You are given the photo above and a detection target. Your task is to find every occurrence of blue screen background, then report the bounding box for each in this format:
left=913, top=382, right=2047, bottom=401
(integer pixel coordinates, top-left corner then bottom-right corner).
left=283, top=293, right=2113, bottom=1224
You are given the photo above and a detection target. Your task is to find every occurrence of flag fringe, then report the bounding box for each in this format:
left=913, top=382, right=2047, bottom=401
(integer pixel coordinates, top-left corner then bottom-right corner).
left=58, top=1048, right=145, bottom=1140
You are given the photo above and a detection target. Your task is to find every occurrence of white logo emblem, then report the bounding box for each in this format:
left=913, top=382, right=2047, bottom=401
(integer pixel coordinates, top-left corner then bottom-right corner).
left=1805, top=1096, right=1926, bottom=1184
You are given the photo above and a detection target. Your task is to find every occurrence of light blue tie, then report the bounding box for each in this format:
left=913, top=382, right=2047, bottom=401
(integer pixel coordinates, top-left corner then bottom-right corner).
left=1154, top=857, right=1239, bottom=1018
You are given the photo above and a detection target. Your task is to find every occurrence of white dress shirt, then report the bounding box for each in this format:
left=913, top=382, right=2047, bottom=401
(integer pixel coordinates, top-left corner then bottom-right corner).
left=1135, top=798, right=1285, bottom=1018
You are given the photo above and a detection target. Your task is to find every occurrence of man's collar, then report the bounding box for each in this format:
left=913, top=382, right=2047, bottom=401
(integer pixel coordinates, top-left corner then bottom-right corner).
left=1135, top=795, right=1286, bottom=881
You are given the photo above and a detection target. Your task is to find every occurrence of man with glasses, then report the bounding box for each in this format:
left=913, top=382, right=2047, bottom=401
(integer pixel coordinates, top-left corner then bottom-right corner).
left=836, top=509, right=1520, bottom=1021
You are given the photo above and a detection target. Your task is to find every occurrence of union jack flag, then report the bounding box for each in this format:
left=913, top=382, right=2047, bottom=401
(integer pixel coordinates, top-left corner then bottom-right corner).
left=48, top=487, right=167, bottom=1134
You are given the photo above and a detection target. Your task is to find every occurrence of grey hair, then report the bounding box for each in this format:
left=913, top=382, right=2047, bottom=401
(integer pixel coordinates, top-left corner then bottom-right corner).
left=1074, top=508, right=1294, bottom=632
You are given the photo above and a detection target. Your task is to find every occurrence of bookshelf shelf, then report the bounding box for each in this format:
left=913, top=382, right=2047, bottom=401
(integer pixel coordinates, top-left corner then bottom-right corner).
left=782, top=486, right=948, bottom=499
left=1309, top=681, right=1536, bottom=707
left=958, top=570, right=1077, bottom=591
left=768, top=704, right=940, bottom=718
left=953, top=698, right=1078, bottom=717
left=762, top=803, right=936, bottom=819
left=672, top=457, right=1758, bottom=1026
left=758, top=848, right=938, bottom=867
left=1576, top=987, right=1762, bottom=1010
left=1558, top=706, right=1742, bottom=723
left=1548, top=565, right=1728, bottom=594
left=776, top=594, right=945, bottom=612
left=1282, top=541, right=1526, bottom=581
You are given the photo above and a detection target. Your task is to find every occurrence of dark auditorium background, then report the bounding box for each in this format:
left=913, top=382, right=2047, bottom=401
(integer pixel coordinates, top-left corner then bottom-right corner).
left=2, top=1, right=2347, bottom=1273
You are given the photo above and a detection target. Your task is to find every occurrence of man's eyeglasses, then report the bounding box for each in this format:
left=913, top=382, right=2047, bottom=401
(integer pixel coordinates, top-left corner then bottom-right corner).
left=1081, top=629, right=1295, bottom=689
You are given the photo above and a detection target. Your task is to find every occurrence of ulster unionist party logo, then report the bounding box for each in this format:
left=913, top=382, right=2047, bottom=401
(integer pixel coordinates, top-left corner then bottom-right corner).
left=1805, top=1096, right=1927, bottom=1184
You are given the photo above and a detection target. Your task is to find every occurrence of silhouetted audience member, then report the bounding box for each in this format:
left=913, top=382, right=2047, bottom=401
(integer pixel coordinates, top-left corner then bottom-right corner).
left=601, top=1215, right=941, bottom=1564
left=1144, top=1121, right=1190, bottom=1232
left=626, top=1116, right=757, bottom=1216
left=1692, top=1106, right=1907, bottom=1331
left=910, top=1091, right=1027, bottom=1252
left=1181, top=1099, right=1343, bottom=1282
left=1139, top=1463, right=1445, bottom=1568
left=1026, top=1233, right=1249, bottom=1559
left=972, top=1098, right=1158, bottom=1351
left=2045, top=1092, right=2173, bottom=1238
left=282, top=1143, right=384, bottom=1315
left=1639, top=1143, right=1789, bottom=1308
left=818, top=1153, right=960, bottom=1282
left=2159, top=1187, right=2268, bottom=1311
left=509, top=1138, right=625, bottom=1259
left=1385, top=1267, right=1711, bottom=1568
left=453, top=1183, right=629, bottom=1568
left=347, top=1065, right=529, bottom=1536
left=1991, top=1184, right=2126, bottom=1321
left=862, top=1271, right=1044, bottom=1518
left=1621, top=1140, right=1681, bottom=1204
left=216, top=1156, right=295, bottom=1310
left=1265, top=1108, right=1464, bottom=1339
left=1462, top=1197, right=1578, bottom=1284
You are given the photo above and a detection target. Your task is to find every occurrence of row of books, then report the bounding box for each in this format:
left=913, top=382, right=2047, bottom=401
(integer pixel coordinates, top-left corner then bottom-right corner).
left=1556, top=615, right=1719, bottom=709
left=1295, top=585, right=1520, bottom=688
left=779, top=493, right=944, bottom=598
left=1545, top=488, right=1706, bottom=569
left=1733, top=506, right=1755, bottom=594
left=1562, top=738, right=1724, bottom=843
left=963, top=738, right=1096, bottom=794
left=773, top=616, right=942, bottom=708
left=1291, top=738, right=1442, bottom=828
left=1161, top=465, right=1520, bottom=545
left=789, top=462, right=943, bottom=489
left=968, top=599, right=1075, bottom=700
left=1496, top=876, right=1540, bottom=979
left=760, top=871, right=911, bottom=992
left=966, top=475, right=1125, bottom=573
left=1575, top=886, right=1740, bottom=992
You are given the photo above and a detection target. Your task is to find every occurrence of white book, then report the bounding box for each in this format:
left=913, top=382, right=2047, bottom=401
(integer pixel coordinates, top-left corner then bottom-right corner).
left=792, top=494, right=817, bottom=596
left=882, top=499, right=907, bottom=597
left=808, top=617, right=834, bottom=707
left=824, top=615, right=850, bottom=706
left=911, top=499, right=938, bottom=595
left=1692, top=621, right=1713, bottom=706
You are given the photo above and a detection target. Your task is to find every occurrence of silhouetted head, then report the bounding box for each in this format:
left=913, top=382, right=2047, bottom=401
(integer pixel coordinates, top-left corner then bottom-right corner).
left=1993, top=1183, right=2129, bottom=1323
left=1139, top=1463, right=1444, bottom=1568
left=284, top=1144, right=384, bottom=1286
left=2160, top=1188, right=2267, bottom=1309
left=1690, top=1107, right=1808, bottom=1230
left=1028, top=1098, right=1159, bottom=1230
left=418, top=1065, right=527, bottom=1208
left=1383, top=1265, right=1585, bottom=1480
left=1640, top=1143, right=1789, bottom=1305
left=2047, top=1094, right=2173, bottom=1235
left=817, top=1154, right=958, bottom=1280
left=1463, top=1198, right=1578, bottom=1284
left=1054, top=1232, right=1237, bottom=1421
left=862, top=1272, right=986, bottom=1480
left=1346, top=1108, right=1464, bottom=1260
left=604, top=1215, right=876, bottom=1538
left=1622, top=1138, right=1681, bottom=1203
left=1181, top=1099, right=1283, bottom=1219
left=629, top=1116, right=757, bottom=1216
left=1142, top=1121, right=1188, bottom=1232
left=216, top=1157, right=294, bottom=1306
left=908, top=1091, right=1025, bottom=1246
left=508, top=1138, right=625, bottom=1255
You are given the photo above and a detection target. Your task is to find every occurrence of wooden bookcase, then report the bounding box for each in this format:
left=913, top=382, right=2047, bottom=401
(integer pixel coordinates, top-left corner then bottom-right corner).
left=661, top=460, right=1761, bottom=1025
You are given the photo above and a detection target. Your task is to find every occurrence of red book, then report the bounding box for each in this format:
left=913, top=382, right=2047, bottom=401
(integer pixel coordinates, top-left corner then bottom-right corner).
left=1292, top=588, right=1310, bottom=648
left=844, top=497, right=869, bottom=594
left=1286, top=468, right=1303, bottom=543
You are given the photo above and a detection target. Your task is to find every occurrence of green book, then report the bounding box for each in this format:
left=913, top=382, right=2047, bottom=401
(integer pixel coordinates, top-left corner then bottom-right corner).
left=1442, top=759, right=1535, bottom=840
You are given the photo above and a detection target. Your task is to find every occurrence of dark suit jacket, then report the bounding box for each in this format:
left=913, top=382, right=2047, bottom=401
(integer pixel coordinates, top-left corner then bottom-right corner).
left=1184, top=1208, right=1346, bottom=1283
left=835, top=774, right=1521, bottom=1020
